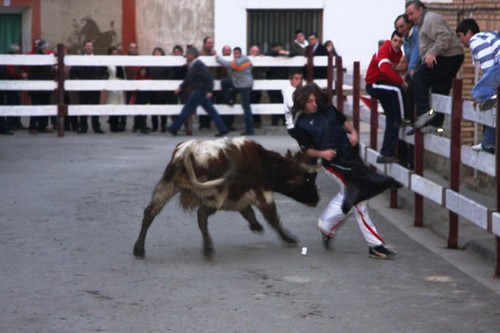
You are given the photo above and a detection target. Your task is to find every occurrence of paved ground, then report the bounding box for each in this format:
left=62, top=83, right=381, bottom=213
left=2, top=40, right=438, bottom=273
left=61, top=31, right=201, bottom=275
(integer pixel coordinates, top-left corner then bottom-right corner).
left=1, top=129, right=500, bottom=332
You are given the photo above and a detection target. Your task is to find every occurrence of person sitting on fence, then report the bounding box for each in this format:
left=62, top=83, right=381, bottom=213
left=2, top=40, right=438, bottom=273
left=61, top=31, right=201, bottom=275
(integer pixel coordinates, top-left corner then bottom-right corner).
left=365, top=30, right=409, bottom=164
left=456, top=18, right=499, bottom=155
left=215, top=46, right=255, bottom=135
left=166, top=47, right=228, bottom=137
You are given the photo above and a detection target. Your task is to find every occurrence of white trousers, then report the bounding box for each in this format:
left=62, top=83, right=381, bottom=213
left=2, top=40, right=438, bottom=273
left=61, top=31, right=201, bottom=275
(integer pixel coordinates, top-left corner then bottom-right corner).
left=318, top=167, right=385, bottom=247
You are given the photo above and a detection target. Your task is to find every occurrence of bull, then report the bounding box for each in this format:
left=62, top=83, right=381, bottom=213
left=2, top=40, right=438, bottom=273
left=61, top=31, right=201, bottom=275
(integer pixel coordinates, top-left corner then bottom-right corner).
left=133, top=137, right=319, bottom=259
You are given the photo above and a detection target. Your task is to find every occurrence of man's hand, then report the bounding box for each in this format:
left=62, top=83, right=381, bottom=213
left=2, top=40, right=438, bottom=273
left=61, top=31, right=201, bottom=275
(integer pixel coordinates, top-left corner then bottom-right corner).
left=319, top=149, right=337, bottom=161
left=206, top=92, right=213, bottom=99
left=424, top=53, right=437, bottom=68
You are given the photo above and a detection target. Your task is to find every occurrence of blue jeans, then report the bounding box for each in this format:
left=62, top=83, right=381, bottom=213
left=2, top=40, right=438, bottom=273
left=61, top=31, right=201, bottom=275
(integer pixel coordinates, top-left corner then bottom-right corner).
left=471, top=64, right=500, bottom=103
left=169, top=90, right=228, bottom=134
left=471, top=64, right=499, bottom=149
left=221, top=79, right=254, bottom=133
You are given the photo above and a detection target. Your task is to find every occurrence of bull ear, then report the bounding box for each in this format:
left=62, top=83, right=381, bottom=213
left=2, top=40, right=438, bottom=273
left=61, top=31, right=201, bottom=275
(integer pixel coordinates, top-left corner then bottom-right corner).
left=285, top=150, right=293, bottom=158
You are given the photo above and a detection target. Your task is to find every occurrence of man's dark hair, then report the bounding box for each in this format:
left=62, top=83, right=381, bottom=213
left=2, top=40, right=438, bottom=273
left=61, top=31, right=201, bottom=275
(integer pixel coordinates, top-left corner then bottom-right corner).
left=233, top=47, right=242, bottom=53
left=203, top=36, right=212, bottom=45
left=295, top=29, right=304, bottom=36
left=394, top=14, right=410, bottom=27
left=391, top=30, right=404, bottom=39
left=456, top=18, right=480, bottom=35
left=173, top=45, right=183, bottom=54
left=288, top=68, right=304, bottom=79
left=405, top=0, right=426, bottom=9
left=186, top=47, right=199, bottom=58
left=308, top=32, right=319, bottom=39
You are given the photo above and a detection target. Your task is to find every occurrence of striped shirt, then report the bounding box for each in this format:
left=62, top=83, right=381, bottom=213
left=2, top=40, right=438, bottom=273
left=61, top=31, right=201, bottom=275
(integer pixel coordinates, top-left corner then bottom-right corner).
left=469, top=31, right=500, bottom=71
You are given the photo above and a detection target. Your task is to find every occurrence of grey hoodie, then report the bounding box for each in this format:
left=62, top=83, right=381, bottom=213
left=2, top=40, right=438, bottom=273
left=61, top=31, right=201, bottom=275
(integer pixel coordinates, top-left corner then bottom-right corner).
left=216, top=55, right=253, bottom=88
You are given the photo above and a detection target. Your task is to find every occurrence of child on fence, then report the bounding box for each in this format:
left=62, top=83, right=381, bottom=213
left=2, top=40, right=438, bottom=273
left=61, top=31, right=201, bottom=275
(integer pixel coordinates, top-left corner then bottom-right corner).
left=456, top=18, right=499, bottom=154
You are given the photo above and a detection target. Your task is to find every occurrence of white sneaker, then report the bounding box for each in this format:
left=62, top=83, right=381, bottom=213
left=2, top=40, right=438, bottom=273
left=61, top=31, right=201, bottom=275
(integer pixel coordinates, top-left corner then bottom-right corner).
left=471, top=143, right=483, bottom=151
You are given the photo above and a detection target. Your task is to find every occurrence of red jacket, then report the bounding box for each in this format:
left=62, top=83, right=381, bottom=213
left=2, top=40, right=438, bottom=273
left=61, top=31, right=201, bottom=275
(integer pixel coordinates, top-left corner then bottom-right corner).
left=365, top=40, right=403, bottom=85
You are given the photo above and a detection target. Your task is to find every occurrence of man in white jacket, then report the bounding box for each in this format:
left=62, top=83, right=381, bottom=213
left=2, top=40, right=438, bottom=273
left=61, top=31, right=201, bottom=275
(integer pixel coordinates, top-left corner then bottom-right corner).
left=282, top=68, right=304, bottom=136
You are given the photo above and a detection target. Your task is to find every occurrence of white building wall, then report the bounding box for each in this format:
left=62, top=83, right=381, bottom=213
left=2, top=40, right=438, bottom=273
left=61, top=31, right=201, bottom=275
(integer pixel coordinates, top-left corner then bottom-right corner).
left=215, top=0, right=404, bottom=72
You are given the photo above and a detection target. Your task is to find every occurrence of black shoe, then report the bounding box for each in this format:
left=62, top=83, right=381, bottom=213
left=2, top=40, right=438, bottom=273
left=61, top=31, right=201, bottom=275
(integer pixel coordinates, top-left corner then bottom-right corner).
left=395, top=118, right=412, bottom=128
left=139, top=128, right=150, bottom=134
left=166, top=128, right=177, bottom=137
left=420, top=125, right=444, bottom=134
left=77, top=129, right=87, bottom=134
left=376, top=156, right=399, bottom=164
left=0, top=130, right=14, bottom=135
left=483, top=146, right=495, bottom=154
left=227, top=99, right=235, bottom=106
left=240, top=131, right=254, bottom=136
left=369, top=245, right=395, bottom=259
left=160, top=127, right=167, bottom=133
left=406, top=128, right=415, bottom=136
left=479, top=95, right=497, bottom=111
left=227, top=126, right=237, bottom=132
left=215, top=130, right=229, bottom=137
left=94, top=129, right=105, bottom=134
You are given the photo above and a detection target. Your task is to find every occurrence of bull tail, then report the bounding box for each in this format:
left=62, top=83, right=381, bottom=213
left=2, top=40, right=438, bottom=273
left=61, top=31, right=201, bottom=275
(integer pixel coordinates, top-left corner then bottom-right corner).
left=183, top=152, right=226, bottom=189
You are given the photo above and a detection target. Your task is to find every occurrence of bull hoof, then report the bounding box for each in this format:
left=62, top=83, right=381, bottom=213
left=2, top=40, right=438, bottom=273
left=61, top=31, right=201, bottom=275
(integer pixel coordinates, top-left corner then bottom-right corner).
left=203, top=248, right=215, bottom=261
left=250, top=223, right=264, bottom=233
left=133, top=244, right=145, bottom=259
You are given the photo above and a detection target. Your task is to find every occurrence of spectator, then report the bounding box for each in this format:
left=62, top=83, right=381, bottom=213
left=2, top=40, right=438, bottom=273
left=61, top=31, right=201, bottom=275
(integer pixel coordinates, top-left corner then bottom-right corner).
left=282, top=68, right=304, bottom=136
left=28, top=40, right=54, bottom=135
left=5, top=44, right=27, bottom=131
left=395, top=13, right=421, bottom=167
left=265, top=43, right=290, bottom=126
left=307, top=32, right=328, bottom=80
left=290, top=29, right=309, bottom=56
left=217, top=45, right=236, bottom=131
left=456, top=18, right=499, bottom=154
left=216, top=46, right=255, bottom=135
left=130, top=67, right=152, bottom=134
left=289, top=83, right=398, bottom=259
left=167, top=45, right=188, bottom=131
left=365, top=30, right=408, bottom=163
left=105, top=46, right=126, bottom=132
left=70, top=40, right=108, bottom=134
left=323, top=40, right=339, bottom=57
left=249, top=44, right=265, bottom=128
left=124, top=42, right=140, bottom=132
left=149, top=46, right=171, bottom=132
left=198, top=36, right=217, bottom=130
left=405, top=0, right=464, bottom=133
left=0, top=65, right=13, bottom=135
left=166, top=47, right=228, bottom=137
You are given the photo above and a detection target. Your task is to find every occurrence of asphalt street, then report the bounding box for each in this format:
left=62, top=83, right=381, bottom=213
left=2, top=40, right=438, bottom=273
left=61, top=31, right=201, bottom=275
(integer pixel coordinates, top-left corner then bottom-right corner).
left=1, top=130, right=500, bottom=332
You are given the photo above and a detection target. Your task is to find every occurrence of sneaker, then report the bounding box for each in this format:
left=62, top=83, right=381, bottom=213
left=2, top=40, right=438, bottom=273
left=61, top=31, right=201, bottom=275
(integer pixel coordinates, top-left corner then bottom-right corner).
left=479, top=95, right=497, bottom=111
left=483, top=146, right=495, bottom=154
left=369, top=245, right=395, bottom=259
left=406, top=128, right=415, bottom=136
left=471, top=143, right=483, bottom=151
left=318, top=228, right=333, bottom=250
left=414, top=109, right=436, bottom=128
left=376, top=155, right=399, bottom=164
left=420, top=125, right=444, bottom=134
left=166, top=128, right=177, bottom=137
left=395, top=118, right=412, bottom=128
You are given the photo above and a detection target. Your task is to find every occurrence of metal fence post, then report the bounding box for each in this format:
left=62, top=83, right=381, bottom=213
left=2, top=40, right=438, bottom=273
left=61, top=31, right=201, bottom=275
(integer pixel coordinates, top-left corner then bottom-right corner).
left=56, top=43, right=66, bottom=137
left=352, top=61, right=360, bottom=132
left=335, top=56, right=343, bottom=113
left=448, top=78, right=462, bottom=249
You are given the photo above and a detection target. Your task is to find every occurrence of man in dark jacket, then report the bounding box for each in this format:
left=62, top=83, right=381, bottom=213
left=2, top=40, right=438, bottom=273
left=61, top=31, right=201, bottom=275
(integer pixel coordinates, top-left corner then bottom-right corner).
left=70, top=40, right=108, bottom=134
left=167, top=47, right=228, bottom=137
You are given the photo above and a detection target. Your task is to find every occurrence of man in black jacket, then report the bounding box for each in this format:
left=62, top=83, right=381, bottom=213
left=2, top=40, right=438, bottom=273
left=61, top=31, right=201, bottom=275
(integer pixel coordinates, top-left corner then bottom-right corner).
left=167, top=47, right=228, bottom=137
left=70, top=40, right=108, bottom=134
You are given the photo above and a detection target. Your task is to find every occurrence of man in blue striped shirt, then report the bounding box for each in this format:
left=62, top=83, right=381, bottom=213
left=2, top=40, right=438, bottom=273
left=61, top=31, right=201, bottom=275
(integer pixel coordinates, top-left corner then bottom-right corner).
left=457, top=18, right=499, bottom=154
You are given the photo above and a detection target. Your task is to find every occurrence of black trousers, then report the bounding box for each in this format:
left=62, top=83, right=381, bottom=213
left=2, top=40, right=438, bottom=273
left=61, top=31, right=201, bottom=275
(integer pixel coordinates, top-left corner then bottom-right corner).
left=78, top=91, right=102, bottom=131
left=412, top=54, right=464, bottom=127
left=29, top=93, right=51, bottom=130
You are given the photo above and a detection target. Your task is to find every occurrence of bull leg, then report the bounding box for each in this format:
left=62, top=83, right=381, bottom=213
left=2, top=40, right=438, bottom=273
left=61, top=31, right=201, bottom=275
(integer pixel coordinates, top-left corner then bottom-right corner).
left=239, top=206, right=264, bottom=233
left=133, top=180, right=178, bottom=258
left=257, top=201, right=298, bottom=246
left=197, top=205, right=217, bottom=260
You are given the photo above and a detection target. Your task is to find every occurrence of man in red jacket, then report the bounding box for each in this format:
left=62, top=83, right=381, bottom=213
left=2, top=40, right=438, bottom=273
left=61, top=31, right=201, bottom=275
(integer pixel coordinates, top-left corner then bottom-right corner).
left=365, top=30, right=408, bottom=163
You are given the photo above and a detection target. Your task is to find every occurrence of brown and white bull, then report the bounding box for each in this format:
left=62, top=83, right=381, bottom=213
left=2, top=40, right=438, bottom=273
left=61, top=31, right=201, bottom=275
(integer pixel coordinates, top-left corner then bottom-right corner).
left=133, top=137, right=319, bottom=259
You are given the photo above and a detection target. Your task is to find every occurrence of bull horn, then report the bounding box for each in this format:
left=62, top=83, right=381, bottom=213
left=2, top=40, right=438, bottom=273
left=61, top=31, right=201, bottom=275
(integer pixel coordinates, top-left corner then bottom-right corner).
left=299, top=162, right=322, bottom=173
left=183, top=152, right=226, bottom=189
